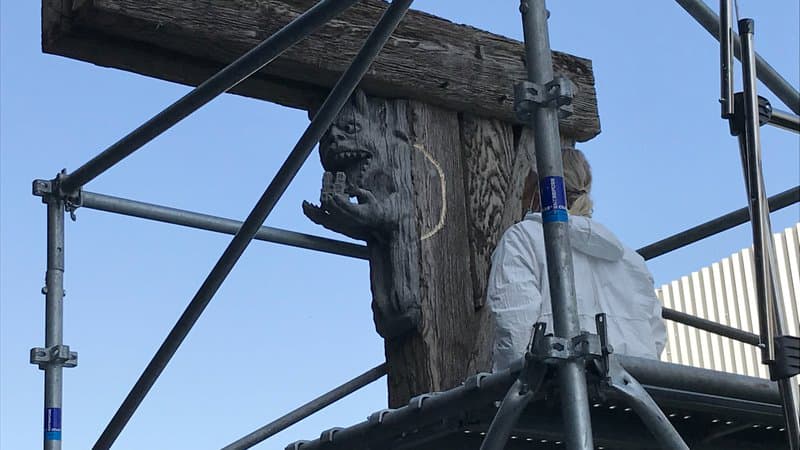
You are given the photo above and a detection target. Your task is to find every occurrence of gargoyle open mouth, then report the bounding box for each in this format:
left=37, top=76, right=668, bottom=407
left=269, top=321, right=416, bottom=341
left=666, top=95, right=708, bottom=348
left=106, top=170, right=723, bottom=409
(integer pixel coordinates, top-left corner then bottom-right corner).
left=324, top=147, right=373, bottom=172
left=321, top=143, right=373, bottom=195
left=321, top=143, right=372, bottom=172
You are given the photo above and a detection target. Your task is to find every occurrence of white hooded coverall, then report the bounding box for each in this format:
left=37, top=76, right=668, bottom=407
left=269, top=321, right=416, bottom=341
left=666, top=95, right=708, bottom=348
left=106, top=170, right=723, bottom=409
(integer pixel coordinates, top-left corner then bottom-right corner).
left=487, top=212, right=667, bottom=371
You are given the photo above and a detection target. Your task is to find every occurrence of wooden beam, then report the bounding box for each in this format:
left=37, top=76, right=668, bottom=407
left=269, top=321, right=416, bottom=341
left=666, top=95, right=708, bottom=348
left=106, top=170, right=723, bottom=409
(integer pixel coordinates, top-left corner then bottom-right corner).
left=43, top=0, right=601, bottom=141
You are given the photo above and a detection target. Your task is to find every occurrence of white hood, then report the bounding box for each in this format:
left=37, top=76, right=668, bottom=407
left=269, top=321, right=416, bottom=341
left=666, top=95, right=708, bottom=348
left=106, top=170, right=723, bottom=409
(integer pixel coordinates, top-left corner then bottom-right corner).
left=524, top=212, right=624, bottom=262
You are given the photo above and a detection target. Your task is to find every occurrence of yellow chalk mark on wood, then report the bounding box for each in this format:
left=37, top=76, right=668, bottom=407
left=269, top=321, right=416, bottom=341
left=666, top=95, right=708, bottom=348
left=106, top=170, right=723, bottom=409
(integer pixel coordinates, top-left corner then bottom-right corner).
left=413, top=143, right=447, bottom=241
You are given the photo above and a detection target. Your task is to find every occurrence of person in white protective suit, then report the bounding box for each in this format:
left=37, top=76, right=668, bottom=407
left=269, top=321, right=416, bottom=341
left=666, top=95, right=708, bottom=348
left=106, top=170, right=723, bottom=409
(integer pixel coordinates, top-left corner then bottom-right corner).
left=487, top=147, right=667, bottom=371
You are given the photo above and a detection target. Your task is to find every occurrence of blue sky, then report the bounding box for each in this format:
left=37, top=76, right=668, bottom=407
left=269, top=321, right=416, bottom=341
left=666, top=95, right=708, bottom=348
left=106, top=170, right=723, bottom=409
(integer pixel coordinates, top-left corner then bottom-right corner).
left=1, top=1, right=798, bottom=449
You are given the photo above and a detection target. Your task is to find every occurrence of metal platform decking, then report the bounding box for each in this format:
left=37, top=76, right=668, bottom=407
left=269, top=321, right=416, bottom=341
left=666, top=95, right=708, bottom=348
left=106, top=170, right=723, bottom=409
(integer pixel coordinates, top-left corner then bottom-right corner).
left=288, top=356, right=792, bottom=450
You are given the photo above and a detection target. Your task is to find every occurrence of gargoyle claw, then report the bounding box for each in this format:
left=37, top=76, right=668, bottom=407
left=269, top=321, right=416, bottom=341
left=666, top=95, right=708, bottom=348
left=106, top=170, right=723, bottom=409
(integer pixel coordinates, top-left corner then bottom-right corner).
left=304, top=171, right=396, bottom=242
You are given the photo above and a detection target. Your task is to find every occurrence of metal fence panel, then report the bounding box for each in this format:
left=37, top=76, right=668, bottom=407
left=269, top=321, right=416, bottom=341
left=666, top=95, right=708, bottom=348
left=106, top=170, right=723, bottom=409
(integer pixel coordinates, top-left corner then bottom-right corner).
left=657, top=224, right=800, bottom=378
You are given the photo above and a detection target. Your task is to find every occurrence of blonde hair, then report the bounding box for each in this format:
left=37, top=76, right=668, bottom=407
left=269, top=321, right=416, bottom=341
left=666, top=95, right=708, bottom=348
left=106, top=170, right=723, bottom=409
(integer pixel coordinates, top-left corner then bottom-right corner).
left=523, top=147, right=594, bottom=217
left=562, top=147, right=593, bottom=217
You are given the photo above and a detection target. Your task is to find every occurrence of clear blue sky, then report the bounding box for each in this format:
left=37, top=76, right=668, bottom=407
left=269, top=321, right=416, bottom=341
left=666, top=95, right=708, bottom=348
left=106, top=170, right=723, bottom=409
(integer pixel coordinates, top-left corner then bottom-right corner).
left=1, top=1, right=798, bottom=449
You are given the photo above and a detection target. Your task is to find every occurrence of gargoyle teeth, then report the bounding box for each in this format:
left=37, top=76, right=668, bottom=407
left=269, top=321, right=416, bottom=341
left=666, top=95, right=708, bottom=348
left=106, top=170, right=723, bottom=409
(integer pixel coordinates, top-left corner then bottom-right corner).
left=333, top=150, right=370, bottom=160
left=324, top=149, right=372, bottom=172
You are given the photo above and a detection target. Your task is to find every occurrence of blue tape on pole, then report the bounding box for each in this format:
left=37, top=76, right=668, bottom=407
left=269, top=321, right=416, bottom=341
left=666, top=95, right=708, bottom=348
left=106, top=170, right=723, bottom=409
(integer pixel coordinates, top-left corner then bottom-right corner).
left=45, top=431, right=62, bottom=441
left=45, top=407, right=62, bottom=441
left=540, top=176, right=568, bottom=223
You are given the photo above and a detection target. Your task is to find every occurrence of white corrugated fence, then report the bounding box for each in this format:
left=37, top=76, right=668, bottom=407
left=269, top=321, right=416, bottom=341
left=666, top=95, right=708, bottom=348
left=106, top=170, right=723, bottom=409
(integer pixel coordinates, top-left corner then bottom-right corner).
left=656, top=223, right=800, bottom=379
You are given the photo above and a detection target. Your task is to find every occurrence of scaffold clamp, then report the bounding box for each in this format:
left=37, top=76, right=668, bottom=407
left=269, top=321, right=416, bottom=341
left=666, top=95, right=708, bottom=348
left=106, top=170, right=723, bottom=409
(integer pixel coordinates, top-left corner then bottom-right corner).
left=595, top=313, right=612, bottom=376
left=30, top=345, right=78, bottom=370
left=526, top=316, right=607, bottom=366
left=32, top=170, right=83, bottom=220
left=728, top=92, right=773, bottom=137
left=513, top=76, right=575, bottom=122
left=770, top=334, right=800, bottom=381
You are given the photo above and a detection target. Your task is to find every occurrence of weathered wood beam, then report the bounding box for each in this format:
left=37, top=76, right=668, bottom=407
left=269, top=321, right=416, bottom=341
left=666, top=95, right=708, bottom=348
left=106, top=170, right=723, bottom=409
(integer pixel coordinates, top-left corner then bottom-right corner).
left=43, top=0, right=601, bottom=141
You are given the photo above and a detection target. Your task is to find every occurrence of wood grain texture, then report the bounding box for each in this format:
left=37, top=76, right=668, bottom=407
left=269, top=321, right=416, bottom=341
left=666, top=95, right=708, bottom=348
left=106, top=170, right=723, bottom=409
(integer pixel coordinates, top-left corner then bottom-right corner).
left=405, top=100, right=477, bottom=404
left=458, top=119, right=537, bottom=382
left=44, top=0, right=600, bottom=141
left=500, top=126, right=537, bottom=230
left=460, top=116, right=516, bottom=311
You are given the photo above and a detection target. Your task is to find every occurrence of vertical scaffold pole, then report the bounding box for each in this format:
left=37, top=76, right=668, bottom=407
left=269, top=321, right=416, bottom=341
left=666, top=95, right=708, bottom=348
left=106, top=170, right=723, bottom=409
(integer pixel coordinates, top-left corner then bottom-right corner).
left=43, top=196, right=65, bottom=450
left=719, top=0, right=734, bottom=118
left=738, top=19, right=800, bottom=450
left=519, top=1, right=594, bottom=449
left=31, top=177, right=78, bottom=450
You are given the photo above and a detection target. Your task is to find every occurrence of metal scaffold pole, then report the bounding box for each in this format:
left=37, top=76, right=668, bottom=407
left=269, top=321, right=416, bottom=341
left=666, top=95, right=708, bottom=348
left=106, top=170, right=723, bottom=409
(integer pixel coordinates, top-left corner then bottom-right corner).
left=42, top=197, right=65, bottom=450
left=30, top=176, right=78, bottom=450
left=222, top=364, right=387, bottom=449
left=519, top=1, right=593, bottom=448
left=736, top=18, right=800, bottom=449
left=79, top=191, right=369, bottom=260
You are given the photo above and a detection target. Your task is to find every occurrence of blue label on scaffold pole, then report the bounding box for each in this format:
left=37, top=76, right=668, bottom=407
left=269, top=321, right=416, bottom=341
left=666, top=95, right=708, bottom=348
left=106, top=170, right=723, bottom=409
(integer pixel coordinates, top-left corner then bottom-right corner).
left=45, top=407, right=62, bottom=441
left=540, top=176, right=568, bottom=223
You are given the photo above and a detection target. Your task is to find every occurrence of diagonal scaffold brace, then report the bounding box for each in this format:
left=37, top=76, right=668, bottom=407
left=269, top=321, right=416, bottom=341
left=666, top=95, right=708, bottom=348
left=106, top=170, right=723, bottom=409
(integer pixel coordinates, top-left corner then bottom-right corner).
left=479, top=324, right=549, bottom=450
left=594, top=315, right=689, bottom=450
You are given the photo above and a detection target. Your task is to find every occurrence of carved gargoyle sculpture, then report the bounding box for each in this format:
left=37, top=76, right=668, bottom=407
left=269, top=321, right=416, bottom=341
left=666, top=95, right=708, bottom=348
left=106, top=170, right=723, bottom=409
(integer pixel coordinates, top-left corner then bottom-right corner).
left=303, top=90, right=421, bottom=339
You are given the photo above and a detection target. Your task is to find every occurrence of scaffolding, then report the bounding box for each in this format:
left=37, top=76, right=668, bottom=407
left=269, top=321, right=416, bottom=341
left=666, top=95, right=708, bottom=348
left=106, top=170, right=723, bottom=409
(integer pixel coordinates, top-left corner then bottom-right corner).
left=29, top=0, right=799, bottom=449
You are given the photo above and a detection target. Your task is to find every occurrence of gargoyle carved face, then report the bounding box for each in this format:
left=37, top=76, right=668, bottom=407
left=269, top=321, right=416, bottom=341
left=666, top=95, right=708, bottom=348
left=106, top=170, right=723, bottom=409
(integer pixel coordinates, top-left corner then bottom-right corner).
left=318, top=92, right=373, bottom=193
left=303, top=90, right=400, bottom=242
